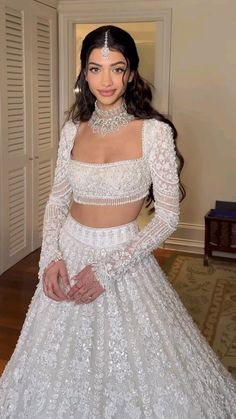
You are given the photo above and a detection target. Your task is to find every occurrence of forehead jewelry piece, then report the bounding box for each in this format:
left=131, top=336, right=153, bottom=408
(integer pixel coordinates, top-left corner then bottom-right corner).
left=101, top=31, right=110, bottom=59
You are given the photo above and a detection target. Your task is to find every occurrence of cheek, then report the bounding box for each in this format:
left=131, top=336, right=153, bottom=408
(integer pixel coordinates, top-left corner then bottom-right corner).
left=86, top=76, right=97, bottom=92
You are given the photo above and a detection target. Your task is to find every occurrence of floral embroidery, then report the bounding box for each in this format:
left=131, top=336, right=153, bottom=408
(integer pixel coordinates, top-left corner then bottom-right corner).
left=1, top=120, right=236, bottom=418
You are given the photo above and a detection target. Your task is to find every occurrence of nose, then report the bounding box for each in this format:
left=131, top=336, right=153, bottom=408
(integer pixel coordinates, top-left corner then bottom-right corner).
left=101, top=69, right=113, bottom=87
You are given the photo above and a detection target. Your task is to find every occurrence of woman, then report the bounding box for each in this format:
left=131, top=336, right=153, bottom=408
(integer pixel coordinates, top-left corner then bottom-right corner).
left=0, top=25, right=235, bottom=419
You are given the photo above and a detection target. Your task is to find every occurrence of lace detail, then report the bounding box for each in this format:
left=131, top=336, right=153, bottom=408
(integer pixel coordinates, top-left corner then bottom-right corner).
left=92, top=120, right=180, bottom=290
left=38, top=118, right=179, bottom=286
left=38, top=121, right=76, bottom=279
left=68, top=158, right=151, bottom=205
left=1, top=117, right=236, bottom=418
left=1, top=217, right=235, bottom=418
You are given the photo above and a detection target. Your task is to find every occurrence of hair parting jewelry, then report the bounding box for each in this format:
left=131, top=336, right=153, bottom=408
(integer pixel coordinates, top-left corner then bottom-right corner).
left=101, top=30, right=110, bottom=59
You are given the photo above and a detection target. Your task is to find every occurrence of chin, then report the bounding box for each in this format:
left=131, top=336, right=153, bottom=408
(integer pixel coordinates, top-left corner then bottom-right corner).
left=96, top=95, right=124, bottom=108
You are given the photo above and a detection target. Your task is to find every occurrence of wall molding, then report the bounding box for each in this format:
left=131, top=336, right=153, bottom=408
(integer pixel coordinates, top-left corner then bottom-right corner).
left=164, top=238, right=204, bottom=254
left=58, top=2, right=172, bottom=125
left=164, top=222, right=205, bottom=254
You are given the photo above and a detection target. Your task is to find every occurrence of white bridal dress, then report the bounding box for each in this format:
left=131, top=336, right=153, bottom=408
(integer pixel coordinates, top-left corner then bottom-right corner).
left=0, top=120, right=235, bottom=419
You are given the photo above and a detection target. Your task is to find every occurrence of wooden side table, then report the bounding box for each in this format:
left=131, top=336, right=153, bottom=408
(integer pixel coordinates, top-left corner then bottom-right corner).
left=204, top=208, right=236, bottom=266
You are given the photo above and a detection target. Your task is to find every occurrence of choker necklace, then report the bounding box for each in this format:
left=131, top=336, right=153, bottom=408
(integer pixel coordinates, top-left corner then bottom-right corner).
left=88, top=101, right=135, bottom=136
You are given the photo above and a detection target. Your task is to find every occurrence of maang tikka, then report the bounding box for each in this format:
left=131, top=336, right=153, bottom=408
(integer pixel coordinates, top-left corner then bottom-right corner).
left=101, top=31, right=110, bottom=59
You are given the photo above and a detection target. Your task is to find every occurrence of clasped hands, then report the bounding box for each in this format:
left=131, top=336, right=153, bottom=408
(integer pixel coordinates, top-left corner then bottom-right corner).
left=43, top=260, right=105, bottom=303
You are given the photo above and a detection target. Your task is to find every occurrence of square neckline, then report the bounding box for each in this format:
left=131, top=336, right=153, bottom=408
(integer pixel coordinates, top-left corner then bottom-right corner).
left=69, top=119, right=146, bottom=167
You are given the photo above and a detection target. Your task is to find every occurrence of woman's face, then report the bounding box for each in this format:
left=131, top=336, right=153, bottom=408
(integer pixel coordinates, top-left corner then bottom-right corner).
left=85, top=48, right=133, bottom=110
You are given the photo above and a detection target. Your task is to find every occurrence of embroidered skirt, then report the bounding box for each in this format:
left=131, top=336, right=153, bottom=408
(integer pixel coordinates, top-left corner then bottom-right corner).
left=0, top=214, right=236, bottom=419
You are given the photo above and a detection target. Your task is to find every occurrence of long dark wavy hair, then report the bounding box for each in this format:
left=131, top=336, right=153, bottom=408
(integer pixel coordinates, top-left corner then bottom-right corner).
left=67, top=25, right=186, bottom=205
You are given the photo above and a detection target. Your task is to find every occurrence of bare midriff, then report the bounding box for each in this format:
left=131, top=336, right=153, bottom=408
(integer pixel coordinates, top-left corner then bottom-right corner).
left=70, top=199, right=145, bottom=228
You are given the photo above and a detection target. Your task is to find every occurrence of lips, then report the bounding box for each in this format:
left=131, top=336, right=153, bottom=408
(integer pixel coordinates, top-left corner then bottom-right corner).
left=98, top=90, right=116, bottom=97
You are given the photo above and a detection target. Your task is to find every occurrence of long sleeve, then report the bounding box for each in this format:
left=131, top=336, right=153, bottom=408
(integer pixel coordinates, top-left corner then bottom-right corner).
left=38, top=122, right=74, bottom=279
left=92, top=121, right=180, bottom=290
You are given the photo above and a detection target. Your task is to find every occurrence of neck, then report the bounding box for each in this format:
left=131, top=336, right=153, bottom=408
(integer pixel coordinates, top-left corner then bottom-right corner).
left=94, top=100, right=127, bottom=117
left=95, top=100, right=124, bottom=113
left=88, top=100, right=134, bottom=135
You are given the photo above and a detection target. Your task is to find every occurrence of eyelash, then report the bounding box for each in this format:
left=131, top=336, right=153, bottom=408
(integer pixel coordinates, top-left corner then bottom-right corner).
left=113, top=67, right=126, bottom=74
left=88, top=67, right=126, bottom=74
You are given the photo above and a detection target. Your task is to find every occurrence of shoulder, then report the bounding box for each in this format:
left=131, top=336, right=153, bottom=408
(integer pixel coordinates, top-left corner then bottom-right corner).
left=59, top=120, right=79, bottom=149
left=61, top=120, right=78, bottom=138
left=144, top=118, right=173, bottom=137
left=55, top=120, right=79, bottom=162
left=143, top=118, right=174, bottom=154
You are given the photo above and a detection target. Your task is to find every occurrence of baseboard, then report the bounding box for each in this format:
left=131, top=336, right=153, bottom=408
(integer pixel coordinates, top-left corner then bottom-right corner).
left=163, top=237, right=204, bottom=254
left=164, top=222, right=205, bottom=254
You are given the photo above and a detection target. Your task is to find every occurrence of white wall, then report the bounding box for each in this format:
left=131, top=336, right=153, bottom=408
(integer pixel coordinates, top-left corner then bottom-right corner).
left=59, top=0, right=236, bottom=253
left=168, top=0, right=236, bottom=251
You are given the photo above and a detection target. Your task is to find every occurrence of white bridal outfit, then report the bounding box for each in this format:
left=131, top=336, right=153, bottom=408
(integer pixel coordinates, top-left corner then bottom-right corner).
left=0, top=119, right=235, bottom=419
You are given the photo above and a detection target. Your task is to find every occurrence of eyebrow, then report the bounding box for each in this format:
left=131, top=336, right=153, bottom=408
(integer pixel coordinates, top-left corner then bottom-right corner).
left=88, top=61, right=127, bottom=67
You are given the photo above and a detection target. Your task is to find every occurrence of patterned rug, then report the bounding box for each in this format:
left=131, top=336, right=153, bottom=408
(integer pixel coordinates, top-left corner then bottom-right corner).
left=163, top=254, right=236, bottom=379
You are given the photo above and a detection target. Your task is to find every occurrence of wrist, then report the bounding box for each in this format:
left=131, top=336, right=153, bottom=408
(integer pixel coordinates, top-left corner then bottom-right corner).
left=91, top=262, right=113, bottom=292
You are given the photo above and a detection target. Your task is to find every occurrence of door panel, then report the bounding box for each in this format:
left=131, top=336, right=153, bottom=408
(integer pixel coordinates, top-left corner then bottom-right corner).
left=32, top=2, right=58, bottom=249
left=0, top=0, right=32, bottom=273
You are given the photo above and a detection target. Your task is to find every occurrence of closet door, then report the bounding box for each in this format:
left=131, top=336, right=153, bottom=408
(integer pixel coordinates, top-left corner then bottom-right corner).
left=0, top=0, right=33, bottom=273
left=31, top=2, right=58, bottom=249
left=0, top=0, right=58, bottom=274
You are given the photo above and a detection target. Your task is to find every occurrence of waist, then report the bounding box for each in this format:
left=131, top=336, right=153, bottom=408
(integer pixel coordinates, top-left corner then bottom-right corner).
left=62, top=214, right=139, bottom=248
left=70, top=199, right=145, bottom=228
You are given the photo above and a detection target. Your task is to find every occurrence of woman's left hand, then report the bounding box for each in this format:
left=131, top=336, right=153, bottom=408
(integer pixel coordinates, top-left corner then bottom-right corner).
left=67, top=265, right=105, bottom=304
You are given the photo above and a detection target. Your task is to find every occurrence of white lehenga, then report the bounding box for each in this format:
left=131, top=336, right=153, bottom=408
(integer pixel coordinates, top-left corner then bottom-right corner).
left=0, top=120, right=236, bottom=419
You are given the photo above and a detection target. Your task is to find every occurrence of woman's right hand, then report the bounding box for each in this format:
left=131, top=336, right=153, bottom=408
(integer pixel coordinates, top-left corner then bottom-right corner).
left=43, top=260, right=71, bottom=301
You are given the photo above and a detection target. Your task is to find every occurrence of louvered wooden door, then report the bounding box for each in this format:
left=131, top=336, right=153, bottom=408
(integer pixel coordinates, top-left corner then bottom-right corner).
left=0, top=0, right=58, bottom=274
left=31, top=2, right=58, bottom=249
left=0, top=0, right=33, bottom=272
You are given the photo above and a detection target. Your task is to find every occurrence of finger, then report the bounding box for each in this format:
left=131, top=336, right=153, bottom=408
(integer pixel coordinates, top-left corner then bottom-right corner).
left=48, top=271, right=69, bottom=299
left=76, top=284, right=94, bottom=297
left=45, top=274, right=67, bottom=300
left=59, top=276, right=71, bottom=295
left=67, top=283, right=81, bottom=299
left=82, top=284, right=103, bottom=301
left=76, top=294, right=93, bottom=304
left=82, top=289, right=102, bottom=304
left=59, top=265, right=71, bottom=290
left=67, top=268, right=97, bottom=299
left=67, top=281, right=93, bottom=298
left=69, top=285, right=90, bottom=301
left=72, top=291, right=84, bottom=304
left=46, top=284, right=63, bottom=301
left=72, top=284, right=97, bottom=303
left=52, top=281, right=68, bottom=300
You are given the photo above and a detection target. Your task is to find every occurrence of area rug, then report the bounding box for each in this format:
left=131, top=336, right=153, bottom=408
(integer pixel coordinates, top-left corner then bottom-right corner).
left=163, top=254, right=236, bottom=379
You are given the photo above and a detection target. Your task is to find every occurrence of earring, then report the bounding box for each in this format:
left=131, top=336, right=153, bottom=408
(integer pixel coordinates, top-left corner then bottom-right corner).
left=74, top=86, right=80, bottom=94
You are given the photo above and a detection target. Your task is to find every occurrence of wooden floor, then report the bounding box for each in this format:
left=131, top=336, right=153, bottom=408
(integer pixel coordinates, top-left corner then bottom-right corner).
left=0, top=248, right=173, bottom=375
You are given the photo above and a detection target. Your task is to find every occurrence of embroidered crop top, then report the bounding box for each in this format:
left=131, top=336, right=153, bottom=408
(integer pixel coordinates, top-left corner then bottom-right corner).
left=68, top=158, right=151, bottom=206
left=39, top=118, right=180, bottom=291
